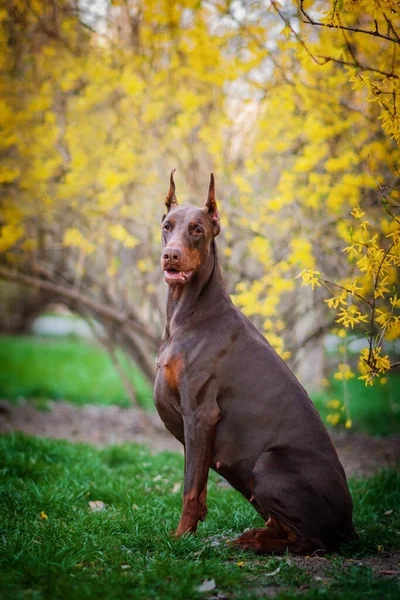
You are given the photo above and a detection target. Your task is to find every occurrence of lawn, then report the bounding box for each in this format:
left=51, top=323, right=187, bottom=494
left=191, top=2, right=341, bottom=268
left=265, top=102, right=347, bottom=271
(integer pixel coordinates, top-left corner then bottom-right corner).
left=0, top=433, right=399, bottom=599
left=0, top=335, right=153, bottom=410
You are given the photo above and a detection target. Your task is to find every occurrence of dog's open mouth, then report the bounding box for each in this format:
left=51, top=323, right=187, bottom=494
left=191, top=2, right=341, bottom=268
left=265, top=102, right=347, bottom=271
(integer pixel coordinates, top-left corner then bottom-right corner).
left=164, top=268, right=194, bottom=285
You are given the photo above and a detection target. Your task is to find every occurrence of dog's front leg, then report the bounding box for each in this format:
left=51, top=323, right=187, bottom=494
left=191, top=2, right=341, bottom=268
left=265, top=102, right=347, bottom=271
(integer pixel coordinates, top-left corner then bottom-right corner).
left=175, top=401, right=220, bottom=536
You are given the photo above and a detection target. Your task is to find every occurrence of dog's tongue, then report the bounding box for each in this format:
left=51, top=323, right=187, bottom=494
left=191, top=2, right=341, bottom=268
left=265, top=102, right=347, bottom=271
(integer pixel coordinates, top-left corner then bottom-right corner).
left=164, top=269, right=192, bottom=284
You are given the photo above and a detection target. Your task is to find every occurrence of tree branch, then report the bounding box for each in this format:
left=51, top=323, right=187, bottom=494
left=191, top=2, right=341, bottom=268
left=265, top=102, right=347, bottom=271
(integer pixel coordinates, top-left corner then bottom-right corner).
left=0, top=266, right=158, bottom=347
left=0, top=266, right=159, bottom=384
left=318, top=56, right=399, bottom=79
left=299, top=1, right=400, bottom=45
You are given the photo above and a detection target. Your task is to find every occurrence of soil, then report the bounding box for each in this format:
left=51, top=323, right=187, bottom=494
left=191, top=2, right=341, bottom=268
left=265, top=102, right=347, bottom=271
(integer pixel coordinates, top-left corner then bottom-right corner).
left=243, top=552, right=400, bottom=595
left=289, top=551, right=400, bottom=580
left=0, top=399, right=399, bottom=478
left=0, top=400, right=182, bottom=454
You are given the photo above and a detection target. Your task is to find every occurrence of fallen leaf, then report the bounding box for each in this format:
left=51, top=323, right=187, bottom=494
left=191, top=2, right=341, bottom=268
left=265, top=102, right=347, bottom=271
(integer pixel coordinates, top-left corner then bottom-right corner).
left=171, top=482, right=181, bottom=494
left=216, top=481, right=230, bottom=489
left=89, top=500, right=106, bottom=512
left=196, top=579, right=216, bottom=593
left=152, top=474, right=162, bottom=482
left=265, top=567, right=281, bottom=577
left=131, top=504, right=139, bottom=511
left=384, top=510, right=393, bottom=516
left=121, top=564, right=131, bottom=570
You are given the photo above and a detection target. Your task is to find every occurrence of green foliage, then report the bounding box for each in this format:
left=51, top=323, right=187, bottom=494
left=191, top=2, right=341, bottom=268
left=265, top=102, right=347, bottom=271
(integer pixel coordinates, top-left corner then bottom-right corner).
left=312, top=371, right=400, bottom=436
left=0, top=433, right=399, bottom=599
left=0, top=335, right=153, bottom=409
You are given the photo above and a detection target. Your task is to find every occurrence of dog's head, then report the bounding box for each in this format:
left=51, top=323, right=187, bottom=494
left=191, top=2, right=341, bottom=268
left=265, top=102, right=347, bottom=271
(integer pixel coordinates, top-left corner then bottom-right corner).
left=160, top=170, right=220, bottom=287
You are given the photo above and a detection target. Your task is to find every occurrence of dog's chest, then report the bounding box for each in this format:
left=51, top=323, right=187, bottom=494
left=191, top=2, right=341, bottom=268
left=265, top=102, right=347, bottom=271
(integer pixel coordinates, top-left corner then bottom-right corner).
left=153, top=347, right=185, bottom=442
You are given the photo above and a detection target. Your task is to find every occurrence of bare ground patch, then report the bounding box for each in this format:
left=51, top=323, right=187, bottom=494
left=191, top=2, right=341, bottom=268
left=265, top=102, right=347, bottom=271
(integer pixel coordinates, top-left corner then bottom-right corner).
left=0, top=400, right=181, bottom=454
left=237, top=553, right=400, bottom=598
left=290, top=551, right=400, bottom=580
left=1, top=399, right=399, bottom=478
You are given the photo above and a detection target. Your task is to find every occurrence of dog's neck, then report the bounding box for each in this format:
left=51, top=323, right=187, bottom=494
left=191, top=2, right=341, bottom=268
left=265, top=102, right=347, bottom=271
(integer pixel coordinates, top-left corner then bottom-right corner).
left=164, top=240, right=230, bottom=338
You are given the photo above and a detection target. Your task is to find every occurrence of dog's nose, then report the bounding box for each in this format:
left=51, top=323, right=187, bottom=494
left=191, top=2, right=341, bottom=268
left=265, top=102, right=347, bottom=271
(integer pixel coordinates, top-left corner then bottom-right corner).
left=163, top=247, right=182, bottom=263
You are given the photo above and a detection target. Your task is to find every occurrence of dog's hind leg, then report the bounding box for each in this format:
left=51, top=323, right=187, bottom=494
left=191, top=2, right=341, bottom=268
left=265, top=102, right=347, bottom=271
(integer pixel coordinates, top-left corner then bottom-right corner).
left=230, top=516, right=323, bottom=555
left=231, top=451, right=327, bottom=555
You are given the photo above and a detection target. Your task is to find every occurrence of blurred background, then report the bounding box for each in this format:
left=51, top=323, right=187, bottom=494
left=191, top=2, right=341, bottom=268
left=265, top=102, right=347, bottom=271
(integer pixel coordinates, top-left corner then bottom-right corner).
left=0, top=0, right=399, bottom=441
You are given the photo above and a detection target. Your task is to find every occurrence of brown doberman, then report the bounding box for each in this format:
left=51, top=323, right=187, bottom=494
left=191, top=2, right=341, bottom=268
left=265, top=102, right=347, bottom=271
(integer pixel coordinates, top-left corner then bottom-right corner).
left=154, top=170, right=356, bottom=554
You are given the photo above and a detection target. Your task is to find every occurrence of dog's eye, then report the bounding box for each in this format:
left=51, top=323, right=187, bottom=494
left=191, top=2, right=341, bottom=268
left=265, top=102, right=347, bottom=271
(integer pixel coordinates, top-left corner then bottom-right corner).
left=163, top=222, right=171, bottom=232
left=193, top=226, right=202, bottom=235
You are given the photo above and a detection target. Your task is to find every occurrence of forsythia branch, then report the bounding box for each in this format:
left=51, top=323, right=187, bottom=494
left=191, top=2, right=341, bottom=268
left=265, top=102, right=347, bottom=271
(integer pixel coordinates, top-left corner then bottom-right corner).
left=299, top=0, right=400, bottom=45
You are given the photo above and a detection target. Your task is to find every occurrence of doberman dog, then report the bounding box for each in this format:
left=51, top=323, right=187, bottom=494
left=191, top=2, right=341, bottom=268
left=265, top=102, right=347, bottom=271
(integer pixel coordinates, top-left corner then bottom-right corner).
left=154, top=170, right=356, bottom=554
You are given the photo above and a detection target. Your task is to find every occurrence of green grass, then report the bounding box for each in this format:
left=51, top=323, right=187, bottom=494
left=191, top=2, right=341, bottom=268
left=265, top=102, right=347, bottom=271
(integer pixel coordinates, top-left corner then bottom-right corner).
left=0, top=335, right=153, bottom=410
left=0, top=433, right=399, bottom=599
left=311, top=372, right=400, bottom=436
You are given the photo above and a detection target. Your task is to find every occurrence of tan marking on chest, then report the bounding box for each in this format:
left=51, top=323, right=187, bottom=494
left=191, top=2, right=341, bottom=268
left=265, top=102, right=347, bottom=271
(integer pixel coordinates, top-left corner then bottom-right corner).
left=163, top=355, right=183, bottom=393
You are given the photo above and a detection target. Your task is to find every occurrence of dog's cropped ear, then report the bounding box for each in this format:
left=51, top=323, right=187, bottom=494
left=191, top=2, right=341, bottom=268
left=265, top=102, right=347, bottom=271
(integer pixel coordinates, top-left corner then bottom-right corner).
left=165, top=169, right=178, bottom=214
left=204, top=173, right=220, bottom=236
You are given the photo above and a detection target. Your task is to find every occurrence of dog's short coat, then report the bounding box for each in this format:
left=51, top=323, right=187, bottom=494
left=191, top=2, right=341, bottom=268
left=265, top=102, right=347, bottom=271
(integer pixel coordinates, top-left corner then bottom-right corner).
left=154, top=171, right=356, bottom=553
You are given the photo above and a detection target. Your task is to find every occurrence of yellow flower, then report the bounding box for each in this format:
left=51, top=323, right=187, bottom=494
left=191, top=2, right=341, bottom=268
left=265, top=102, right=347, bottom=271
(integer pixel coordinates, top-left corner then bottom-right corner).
left=342, top=244, right=360, bottom=259
left=359, top=374, right=374, bottom=387
left=350, top=206, right=365, bottom=219
left=63, top=228, right=95, bottom=254
left=296, top=269, right=322, bottom=291
left=326, top=413, right=341, bottom=426
left=325, top=291, right=347, bottom=310
left=224, top=247, right=232, bottom=258
left=40, top=511, right=48, bottom=520
left=359, top=347, right=391, bottom=376
left=334, top=363, right=355, bottom=381
left=336, top=306, right=369, bottom=329
left=326, top=399, right=341, bottom=409
left=263, top=319, right=273, bottom=331
left=345, top=419, right=352, bottom=429
left=374, top=276, right=390, bottom=300
left=236, top=561, right=245, bottom=567
left=389, top=295, right=399, bottom=308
